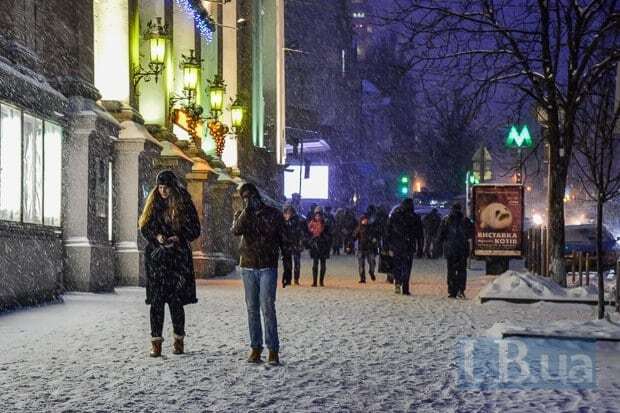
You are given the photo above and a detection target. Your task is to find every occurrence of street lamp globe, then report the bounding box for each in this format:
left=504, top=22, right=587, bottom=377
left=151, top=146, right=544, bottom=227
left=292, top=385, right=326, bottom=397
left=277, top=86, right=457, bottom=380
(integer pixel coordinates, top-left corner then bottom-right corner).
left=208, top=74, right=226, bottom=116
left=146, top=17, right=168, bottom=66
left=230, top=98, right=244, bottom=129
left=181, top=49, right=200, bottom=96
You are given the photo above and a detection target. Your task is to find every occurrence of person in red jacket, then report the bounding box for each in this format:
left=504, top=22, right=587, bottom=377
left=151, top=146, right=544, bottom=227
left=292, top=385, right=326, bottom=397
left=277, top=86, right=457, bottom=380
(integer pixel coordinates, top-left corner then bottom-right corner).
left=307, top=207, right=332, bottom=287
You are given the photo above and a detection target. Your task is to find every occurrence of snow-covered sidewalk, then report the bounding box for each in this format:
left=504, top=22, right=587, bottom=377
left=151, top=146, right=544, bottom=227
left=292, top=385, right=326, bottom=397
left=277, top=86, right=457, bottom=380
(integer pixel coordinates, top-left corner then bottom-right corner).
left=1, top=256, right=619, bottom=412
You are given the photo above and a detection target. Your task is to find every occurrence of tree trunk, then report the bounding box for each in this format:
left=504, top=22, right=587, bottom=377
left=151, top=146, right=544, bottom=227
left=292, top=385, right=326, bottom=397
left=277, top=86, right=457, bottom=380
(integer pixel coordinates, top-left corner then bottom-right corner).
left=547, top=144, right=568, bottom=286
left=596, top=194, right=605, bottom=319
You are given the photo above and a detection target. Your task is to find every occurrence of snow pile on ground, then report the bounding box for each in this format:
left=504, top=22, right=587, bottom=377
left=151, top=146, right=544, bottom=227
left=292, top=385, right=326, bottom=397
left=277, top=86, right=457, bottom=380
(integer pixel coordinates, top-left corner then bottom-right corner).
left=486, top=317, right=620, bottom=341
left=477, top=271, right=607, bottom=303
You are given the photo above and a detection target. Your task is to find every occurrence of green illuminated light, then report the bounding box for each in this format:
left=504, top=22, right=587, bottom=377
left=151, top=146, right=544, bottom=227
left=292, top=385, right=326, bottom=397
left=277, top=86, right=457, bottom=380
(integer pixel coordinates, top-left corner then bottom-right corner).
left=400, top=176, right=409, bottom=184
left=400, top=187, right=408, bottom=195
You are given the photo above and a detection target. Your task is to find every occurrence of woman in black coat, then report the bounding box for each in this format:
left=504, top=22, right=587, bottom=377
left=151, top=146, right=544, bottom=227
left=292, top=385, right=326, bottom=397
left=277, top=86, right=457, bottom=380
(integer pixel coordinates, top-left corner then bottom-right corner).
left=138, top=170, right=201, bottom=357
left=307, top=208, right=332, bottom=287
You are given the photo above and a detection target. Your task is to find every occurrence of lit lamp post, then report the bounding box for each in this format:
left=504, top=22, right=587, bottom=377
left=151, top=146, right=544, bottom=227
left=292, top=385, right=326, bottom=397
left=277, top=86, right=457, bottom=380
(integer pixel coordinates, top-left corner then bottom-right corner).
left=181, top=49, right=200, bottom=100
left=206, top=74, right=240, bottom=158
left=230, top=98, right=244, bottom=131
left=168, top=49, right=204, bottom=153
left=131, top=17, right=169, bottom=108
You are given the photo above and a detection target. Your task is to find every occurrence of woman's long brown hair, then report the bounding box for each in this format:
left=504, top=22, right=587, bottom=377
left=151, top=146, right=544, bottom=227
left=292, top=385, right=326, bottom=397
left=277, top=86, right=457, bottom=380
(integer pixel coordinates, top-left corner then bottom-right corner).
left=138, top=185, right=185, bottom=231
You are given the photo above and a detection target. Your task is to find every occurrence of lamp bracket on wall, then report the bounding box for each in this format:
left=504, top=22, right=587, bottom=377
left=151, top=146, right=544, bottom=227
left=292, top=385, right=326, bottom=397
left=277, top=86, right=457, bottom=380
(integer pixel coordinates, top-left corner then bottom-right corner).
left=130, top=17, right=169, bottom=107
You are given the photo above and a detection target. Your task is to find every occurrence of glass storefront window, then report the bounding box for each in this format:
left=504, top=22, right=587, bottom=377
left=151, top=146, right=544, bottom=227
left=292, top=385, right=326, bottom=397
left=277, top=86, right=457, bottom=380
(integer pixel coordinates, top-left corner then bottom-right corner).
left=44, top=122, right=62, bottom=226
left=0, top=103, right=62, bottom=227
left=22, top=114, right=43, bottom=224
left=0, top=104, right=22, bottom=221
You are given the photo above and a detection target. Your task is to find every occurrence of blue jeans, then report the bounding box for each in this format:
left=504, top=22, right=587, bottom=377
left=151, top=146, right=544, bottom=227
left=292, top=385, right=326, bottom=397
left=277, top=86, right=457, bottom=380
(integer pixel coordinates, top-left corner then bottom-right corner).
left=240, top=267, right=279, bottom=352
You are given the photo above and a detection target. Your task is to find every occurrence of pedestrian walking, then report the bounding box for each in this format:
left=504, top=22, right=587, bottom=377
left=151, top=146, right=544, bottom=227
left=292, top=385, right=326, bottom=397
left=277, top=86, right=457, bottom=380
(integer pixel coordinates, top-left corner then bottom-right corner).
left=139, top=170, right=201, bottom=357
left=343, top=208, right=357, bottom=255
left=307, top=207, right=332, bottom=287
left=374, top=206, right=393, bottom=283
left=423, top=208, right=442, bottom=258
left=332, top=208, right=345, bottom=255
left=386, top=198, right=423, bottom=295
left=354, top=214, right=378, bottom=283
left=436, top=203, right=474, bottom=299
left=282, top=204, right=305, bottom=286
left=232, top=183, right=286, bottom=365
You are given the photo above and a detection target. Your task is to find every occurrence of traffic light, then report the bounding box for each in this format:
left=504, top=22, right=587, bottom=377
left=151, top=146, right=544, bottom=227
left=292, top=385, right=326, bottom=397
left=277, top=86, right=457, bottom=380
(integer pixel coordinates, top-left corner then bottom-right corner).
left=398, top=175, right=410, bottom=196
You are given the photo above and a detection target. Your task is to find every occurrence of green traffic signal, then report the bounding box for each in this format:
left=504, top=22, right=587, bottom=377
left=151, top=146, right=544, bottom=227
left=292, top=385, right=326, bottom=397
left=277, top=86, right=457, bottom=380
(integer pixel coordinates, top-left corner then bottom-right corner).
left=398, top=175, right=410, bottom=196
left=466, top=171, right=480, bottom=185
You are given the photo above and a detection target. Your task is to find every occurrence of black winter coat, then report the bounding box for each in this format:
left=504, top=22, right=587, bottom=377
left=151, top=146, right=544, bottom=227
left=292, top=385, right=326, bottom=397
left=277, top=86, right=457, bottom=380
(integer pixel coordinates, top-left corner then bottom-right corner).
left=436, top=211, right=474, bottom=259
left=232, top=203, right=285, bottom=269
left=354, top=222, right=379, bottom=254
left=141, top=192, right=201, bottom=306
left=386, top=205, right=423, bottom=256
left=282, top=213, right=306, bottom=255
left=423, top=211, right=442, bottom=237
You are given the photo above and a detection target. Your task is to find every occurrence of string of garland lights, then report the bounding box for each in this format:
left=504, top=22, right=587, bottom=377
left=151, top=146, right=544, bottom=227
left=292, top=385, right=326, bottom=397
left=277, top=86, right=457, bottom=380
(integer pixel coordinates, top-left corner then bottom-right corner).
left=175, top=0, right=215, bottom=42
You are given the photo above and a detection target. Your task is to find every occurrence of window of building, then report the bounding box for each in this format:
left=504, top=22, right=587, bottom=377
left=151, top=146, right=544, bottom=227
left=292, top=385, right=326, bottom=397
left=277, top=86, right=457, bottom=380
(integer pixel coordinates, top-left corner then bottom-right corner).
left=43, top=122, right=62, bottom=226
left=22, top=114, right=43, bottom=224
left=0, top=102, right=63, bottom=227
left=0, top=104, right=22, bottom=221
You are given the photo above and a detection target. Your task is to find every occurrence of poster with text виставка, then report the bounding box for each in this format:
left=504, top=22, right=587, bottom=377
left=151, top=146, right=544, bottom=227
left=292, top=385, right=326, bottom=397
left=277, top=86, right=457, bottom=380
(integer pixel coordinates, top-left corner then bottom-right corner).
left=473, top=185, right=524, bottom=257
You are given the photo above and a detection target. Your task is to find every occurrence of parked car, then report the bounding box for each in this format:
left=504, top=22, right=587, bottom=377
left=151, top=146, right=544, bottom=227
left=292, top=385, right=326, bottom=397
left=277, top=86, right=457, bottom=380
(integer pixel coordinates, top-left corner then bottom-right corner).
left=564, top=224, right=620, bottom=269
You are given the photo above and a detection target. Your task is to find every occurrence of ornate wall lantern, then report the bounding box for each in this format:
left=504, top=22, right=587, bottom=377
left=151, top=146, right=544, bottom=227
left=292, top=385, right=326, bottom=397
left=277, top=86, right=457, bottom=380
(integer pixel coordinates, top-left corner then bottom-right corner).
left=131, top=17, right=169, bottom=106
left=181, top=49, right=201, bottom=99
left=207, top=74, right=226, bottom=117
left=230, top=97, right=244, bottom=130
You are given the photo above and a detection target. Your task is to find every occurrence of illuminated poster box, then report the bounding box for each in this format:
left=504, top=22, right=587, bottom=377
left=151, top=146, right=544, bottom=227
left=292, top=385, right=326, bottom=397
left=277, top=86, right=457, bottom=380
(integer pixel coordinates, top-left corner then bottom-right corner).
left=472, top=184, right=524, bottom=257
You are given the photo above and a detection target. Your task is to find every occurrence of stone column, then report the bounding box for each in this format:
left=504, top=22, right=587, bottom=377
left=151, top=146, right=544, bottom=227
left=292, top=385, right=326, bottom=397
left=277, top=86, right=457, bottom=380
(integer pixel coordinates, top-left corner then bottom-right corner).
left=186, top=160, right=237, bottom=277
left=58, top=79, right=119, bottom=292
left=104, top=102, right=163, bottom=286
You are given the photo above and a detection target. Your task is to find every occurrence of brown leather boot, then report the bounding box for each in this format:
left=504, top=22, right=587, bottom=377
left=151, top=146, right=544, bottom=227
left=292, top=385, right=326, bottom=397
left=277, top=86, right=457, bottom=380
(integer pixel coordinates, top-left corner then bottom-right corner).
left=247, top=348, right=262, bottom=363
left=172, top=335, right=184, bottom=355
left=267, top=350, right=280, bottom=365
left=150, top=337, right=163, bottom=357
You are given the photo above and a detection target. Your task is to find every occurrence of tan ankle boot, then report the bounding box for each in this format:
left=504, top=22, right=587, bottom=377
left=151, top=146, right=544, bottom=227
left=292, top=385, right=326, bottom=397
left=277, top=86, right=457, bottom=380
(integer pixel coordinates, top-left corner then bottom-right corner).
left=150, top=337, right=163, bottom=357
left=267, top=350, right=280, bottom=365
left=172, top=335, right=184, bottom=355
left=247, top=348, right=262, bottom=363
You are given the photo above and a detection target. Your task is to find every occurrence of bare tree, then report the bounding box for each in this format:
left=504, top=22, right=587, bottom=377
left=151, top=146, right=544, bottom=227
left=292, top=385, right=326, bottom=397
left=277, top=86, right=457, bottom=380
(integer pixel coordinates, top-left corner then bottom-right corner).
left=383, top=0, right=620, bottom=284
left=417, top=84, right=489, bottom=192
left=573, top=71, right=620, bottom=319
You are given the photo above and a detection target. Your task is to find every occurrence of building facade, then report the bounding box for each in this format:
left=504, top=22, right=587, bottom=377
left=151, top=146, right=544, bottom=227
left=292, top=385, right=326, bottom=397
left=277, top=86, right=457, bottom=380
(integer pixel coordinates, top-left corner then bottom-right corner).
left=0, top=0, right=285, bottom=309
left=284, top=0, right=362, bottom=209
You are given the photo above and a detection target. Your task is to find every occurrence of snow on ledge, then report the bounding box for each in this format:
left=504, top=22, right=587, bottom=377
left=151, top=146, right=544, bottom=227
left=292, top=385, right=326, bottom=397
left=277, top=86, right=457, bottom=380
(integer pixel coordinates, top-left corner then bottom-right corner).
left=477, top=271, right=604, bottom=304
left=486, top=318, right=620, bottom=342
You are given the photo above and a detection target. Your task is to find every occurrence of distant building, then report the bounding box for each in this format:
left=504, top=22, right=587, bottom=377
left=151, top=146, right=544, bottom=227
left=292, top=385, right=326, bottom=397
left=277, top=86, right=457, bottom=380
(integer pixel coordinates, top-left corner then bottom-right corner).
left=284, top=0, right=362, bottom=208
left=350, top=0, right=372, bottom=62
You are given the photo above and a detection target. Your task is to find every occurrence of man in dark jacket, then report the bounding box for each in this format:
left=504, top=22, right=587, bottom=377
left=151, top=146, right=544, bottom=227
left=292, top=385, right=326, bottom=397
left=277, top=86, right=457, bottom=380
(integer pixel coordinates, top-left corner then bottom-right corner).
left=282, top=204, right=305, bottom=286
left=436, top=203, right=474, bottom=298
left=232, top=183, right=286, bottom=365
left=386, top=198, right=423, bottom=295
left=354, top=214, right=378, bottom=283
left=423, top=208, right=442, bottom=258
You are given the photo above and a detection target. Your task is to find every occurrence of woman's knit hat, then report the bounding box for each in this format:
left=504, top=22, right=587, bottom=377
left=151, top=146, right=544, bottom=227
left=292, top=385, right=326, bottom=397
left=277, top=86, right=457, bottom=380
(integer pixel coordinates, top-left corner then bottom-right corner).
left=156, top=170, right=178, bottom=187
